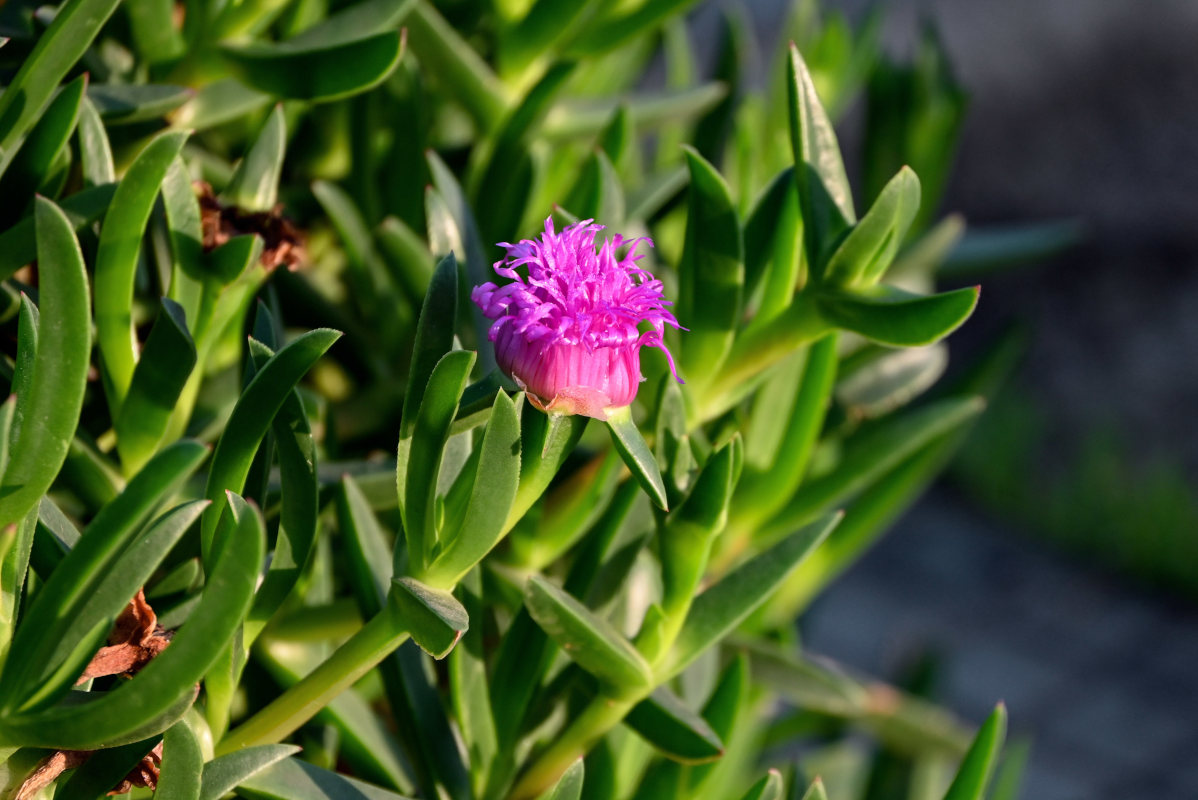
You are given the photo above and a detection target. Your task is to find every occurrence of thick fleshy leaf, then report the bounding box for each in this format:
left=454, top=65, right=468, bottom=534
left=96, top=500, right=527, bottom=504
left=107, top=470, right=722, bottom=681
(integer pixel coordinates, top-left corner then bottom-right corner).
left=824, top=166, right=921, bottom=288
left=87, top=83, right=192, bottom=124
left=398, top=349, right=475, bottom=570
left=0, top=199, right=91, bottom=530
left=626, top=687, right=724, bottom=763
left=799, top=778, right=829, bottom=800
left=0, top=74, right=85, bottom=221
left=565, top=0, right=703, bottom=57
left=158, top=722, right=204, bottom=800
left=221, top=32, right=404, bottom=102
left=448, top=569, right=498, bottom=793
left=0, top=0, right=121, bottom=178
left=738, top=771, right=784, bottom=800
left=94, top=129, right=189, bottom=410
left=125, top=0, right=185, bottom=63
left=677, top=146, right=743, bottom=380
left=287, top=0, right=414, bottom=48
left=14, top=500, right=208, bottom=712
left=665, top=513, right=841, bottom=677
left=404, top=1, right=508, bottom=131
left=115, top=298, right=197, bottom=475
left=816, top=285, right=979, bottom=347
left=563, top=148, right=626, bottom=228
left=425, top=390, right=521, bottom=588
left=0, top=440, right=207, bottom=711
left=376, top=215, right=435, bottom=304
left=200, top=745, right=302, bottom=800
left=56, top=737, right=161, bottom=800
left=524, top=575, right=653, bottom=697
left=787, top=43, right=855, bottom=268
left=171, top=79, right=272, bottom=131
left=224, top=104, right=287, bottom=212
left=0, top=493, right=263, bottom=749
left=201, top=329, right=341, bottom=561
left=606, top=406, right=668, bottom=511
left=686, top=653, right=750, bottom=793
left=761, top=396, right=984, bottom=539
left=390, top=577, right=468, bottom=659
left=537, top=758, right=584, bottom=800
left=836, top=343, right=948, bottom=419
left=544, top=85, right=726, bottom=141
left=0, top=506, right=37, bottom=669
left=942, top=704, right=1007, bottom=800
left=401, top=254, right=458, bottom=439
left=0, top=183, right=115, bottom=281
left=76, top=95, right=114, bottom=187
left=237, top=757, right=418, bottom=800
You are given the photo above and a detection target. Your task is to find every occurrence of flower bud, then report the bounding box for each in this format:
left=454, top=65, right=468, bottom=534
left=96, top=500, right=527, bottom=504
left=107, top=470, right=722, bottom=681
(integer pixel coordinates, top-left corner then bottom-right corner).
left=472, top=217, right=681, bottom=420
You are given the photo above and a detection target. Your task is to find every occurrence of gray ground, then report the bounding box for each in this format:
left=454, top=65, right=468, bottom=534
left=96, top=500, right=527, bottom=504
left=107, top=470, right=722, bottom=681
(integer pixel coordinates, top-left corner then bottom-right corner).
left=802, top=489, right=1198, bottom=799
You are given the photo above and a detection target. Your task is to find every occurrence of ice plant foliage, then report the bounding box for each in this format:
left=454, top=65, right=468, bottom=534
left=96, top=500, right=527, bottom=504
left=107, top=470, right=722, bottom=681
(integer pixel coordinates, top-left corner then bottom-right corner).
left=472, top=217, right=682, bottom=419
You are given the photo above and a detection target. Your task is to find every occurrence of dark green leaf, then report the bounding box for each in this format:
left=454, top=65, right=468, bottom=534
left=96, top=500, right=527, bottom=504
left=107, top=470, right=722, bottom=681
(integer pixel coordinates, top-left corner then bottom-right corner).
left=743, top=167, right=796, bottom=304
left=200, top=744, right=301, bottom=800
left=738, top=770, right=784, bottom=800
left=0, top=506, right=38, bottom=668
left=287, top=0, right=414, bottom=48
left=626, top=687, right=723, bottom=763
left=389, top=576, right=468, bottom=659
left=665, top=513, right=841, bottom=676
left=0, top=0, right=121, bottom=178
left=0, top=74, right=85, bottom=220
left=816, top=285, right=979, bottom=347
left=94, top=129, right=189, bottom=410
left=224, top=104, right=287, bottom=212
left=56, top=737, right=161, bottom=800
left=158, top=722, right=204, bottom=800
left=677, top=146, right=743, bottom=380
left=524, top=574, right=653, bottom=697
left=0, top=493, right=264, bottom=749
left=87, top=83, right=192, bottom=124
left=566, top=0, right=703, bottom=57
left=0, top=198, right=91, bottom=529
left=401, top=254, right=458, bottom=439
left=606, top=406, right=668, bottom=511
left=787, top=43, right=855, bottom=268
left=221, top=32, right=404, bottom=102
left=942, top=704, right=1007, bottom=800
left=237, top=757, right=418, bottom=800
left=201, top=329, right=341, bottom=562
left=115, top=298, right=197, bottom=475
left=0, top=183, right=115, bottom=282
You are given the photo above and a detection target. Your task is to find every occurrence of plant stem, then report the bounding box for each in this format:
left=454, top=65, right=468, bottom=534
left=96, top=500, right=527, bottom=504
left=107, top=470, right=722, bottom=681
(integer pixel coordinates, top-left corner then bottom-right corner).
left=508, top=694, right=637, bottom=800
left=216, top=606, right=409, bottom=754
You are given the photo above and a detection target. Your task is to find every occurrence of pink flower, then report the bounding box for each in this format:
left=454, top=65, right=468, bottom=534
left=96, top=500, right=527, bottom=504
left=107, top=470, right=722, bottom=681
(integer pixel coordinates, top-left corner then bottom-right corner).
left=471, top=217, right=681, bottom=420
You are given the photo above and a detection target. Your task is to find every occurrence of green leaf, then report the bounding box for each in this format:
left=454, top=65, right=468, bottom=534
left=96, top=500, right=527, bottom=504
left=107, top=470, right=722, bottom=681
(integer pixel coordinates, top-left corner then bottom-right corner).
left=171, top=79, right=272, bottom=131
left=0, top=493, right=264, bottom=750
left=761, top=396, right=984, bottom=539
left=743, top=167, right=801, bottom=318
left=538, top=758, right=585, bottom=800
left=787, top=43, right=855, bottom=268
left=0, top=0, right=122, bottom=179
left=200, top=744, right=302, bottom=800
left=686, top=653, right=749, bottom=793
left=399, top=349, right=475, bottom=571
left=545, top=85, right=726, bottom=141
left=94, top=129, right=189, bottom=411
left=87, top=83, right=192, bottom=124
left=376, top=215, right=435, bottom=303
left=287, top=0, right=415, bottom=48
left=0, top=199, right=91, bottom=530
left=738, top=770, right=784, bottom=800
left=677, top=146, right=743, bottom=380
left=244, top=340, right=320, bottom=645
left=0, top=506, right=37, bottom=669
left=56, top=737, right=161, bottom=800
left=425, top=390, right=521, bottom=588
left=942, top=704, right=1007, bottom=800
left=499, top=0, right=598, bottom=78
left=799, top=777, right=828, bottom=800
left=125, top=0, right=185, bottom=63
left=524, top=574, right=653, bottom=697
left=14, top=499, right=209, bottom=712
left=824, top=167, right=921, bottom=288
left=405, top=1, right=508, bottom=131
left=626, top=687, right=724, bottom=763
left=0, top=183, right=115, bottom=282
left=606, top=406, right=668, bottom=511
left=158, top=722, right=204, bottom=800
left=565, top=0, right=703, bottom=57
left=237, top=757, right=418, bottom=800
left=0, top=74, right=85, bottom=221
left=564, top=148, right=625, bottom=227
left=115, top=298, right=197, bottom=475
left=448, top=569, right=498, bottom=794
left=389, top=576, right=468, bottom=659
left=816, top=285, right=979, bottom=347
left=224, top=104, right=287, bottom=212
left=77, top=95, right=115, bottom=187
left=836, top=343, right=947, bottom=419
left=201, top=329, right=341, bottom=561
left=508, top=405, right=588, bottom=526
left=665, top=513, right=841, bottom=676
left=0, top=439, right=207, bottom=709
left=221, top=32, right=405, bottom=102
left=401, top=254, right=459, bottom=439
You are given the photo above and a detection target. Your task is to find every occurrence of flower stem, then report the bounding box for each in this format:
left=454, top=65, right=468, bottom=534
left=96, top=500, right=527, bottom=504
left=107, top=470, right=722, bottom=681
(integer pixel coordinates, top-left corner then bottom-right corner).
left=216, top=606, right=409, bottom=754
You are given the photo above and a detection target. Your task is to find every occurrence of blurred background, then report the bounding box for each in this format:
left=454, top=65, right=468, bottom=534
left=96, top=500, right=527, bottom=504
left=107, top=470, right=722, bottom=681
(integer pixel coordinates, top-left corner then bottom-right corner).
left=681, top=1, right=1198, bottom=797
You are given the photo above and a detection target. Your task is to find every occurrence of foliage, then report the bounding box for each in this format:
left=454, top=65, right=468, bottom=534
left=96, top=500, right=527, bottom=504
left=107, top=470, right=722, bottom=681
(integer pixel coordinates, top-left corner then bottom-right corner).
left=0, top=0, right=1041, bottom=798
